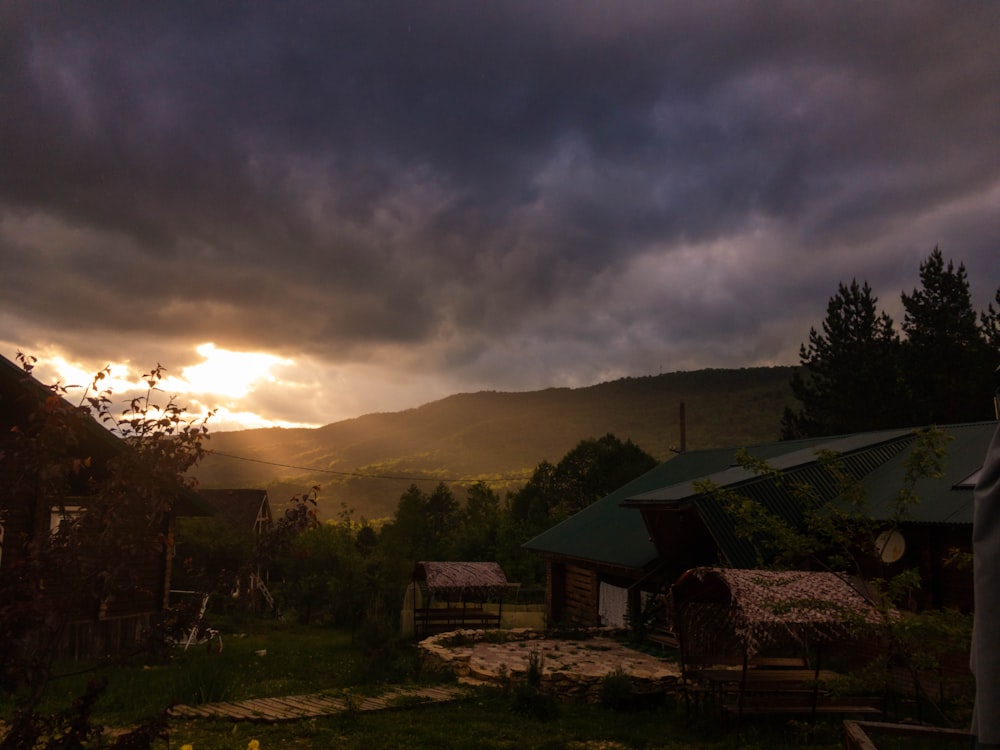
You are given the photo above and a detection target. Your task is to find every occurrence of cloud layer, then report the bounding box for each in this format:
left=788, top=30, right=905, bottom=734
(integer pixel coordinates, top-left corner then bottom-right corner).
left=2, top=2, right=998, bottom=427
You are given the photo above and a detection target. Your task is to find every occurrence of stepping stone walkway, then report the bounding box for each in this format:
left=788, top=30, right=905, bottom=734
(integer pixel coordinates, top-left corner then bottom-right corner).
left=171, top=685, right=469, bottom=723
left=419, top=628, right=683, bottom=702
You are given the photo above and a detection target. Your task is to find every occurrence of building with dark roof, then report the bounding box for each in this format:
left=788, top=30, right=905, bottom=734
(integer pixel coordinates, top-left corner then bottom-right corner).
left=0, top=353, right=211, bottom=658
left=525, top=422, right=995, bottom=628
left=196, top=488, right=272, bottom=535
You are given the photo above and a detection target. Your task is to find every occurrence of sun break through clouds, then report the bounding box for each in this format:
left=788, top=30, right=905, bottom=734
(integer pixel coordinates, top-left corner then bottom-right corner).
left=1, top=2, right=998, bottom=429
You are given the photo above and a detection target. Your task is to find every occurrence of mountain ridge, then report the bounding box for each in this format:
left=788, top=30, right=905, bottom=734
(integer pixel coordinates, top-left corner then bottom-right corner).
left=195, top=366, right=799, bottom=519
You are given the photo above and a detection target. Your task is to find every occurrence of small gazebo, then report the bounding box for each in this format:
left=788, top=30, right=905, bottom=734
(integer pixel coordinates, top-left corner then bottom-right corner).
left=410, top=561, right=508, bottom=639
left=672, top=566, right=887, bottom=669
left=671, top=567, right=891, bottom=725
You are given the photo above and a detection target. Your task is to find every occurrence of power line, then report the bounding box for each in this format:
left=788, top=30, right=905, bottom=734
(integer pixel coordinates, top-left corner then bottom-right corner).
left=207, top=450, right=528, bottom=486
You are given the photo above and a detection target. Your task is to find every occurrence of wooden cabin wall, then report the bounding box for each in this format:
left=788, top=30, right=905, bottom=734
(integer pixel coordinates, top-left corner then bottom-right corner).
left=546, top=560, right=601, bottom=627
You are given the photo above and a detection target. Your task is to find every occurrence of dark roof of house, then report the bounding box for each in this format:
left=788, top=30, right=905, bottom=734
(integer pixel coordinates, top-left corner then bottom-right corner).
left=524, top=422, right=997, bottom=572
left=861, top=421, right=996, bottom=525
left=1, top=353, right=212, bottom=516
left=195, top=489, right=271, bottom=529
left=522, top=433, right=841, bottom=570
left=0, top=353, right=121, bottom=468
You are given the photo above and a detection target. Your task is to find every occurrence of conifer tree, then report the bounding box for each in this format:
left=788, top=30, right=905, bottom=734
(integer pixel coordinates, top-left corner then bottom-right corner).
left=900, top=247, right=995, bottom=424
left=981, top=288, right=1000, bottom=352
left=781, top=280, right=905, bottom=439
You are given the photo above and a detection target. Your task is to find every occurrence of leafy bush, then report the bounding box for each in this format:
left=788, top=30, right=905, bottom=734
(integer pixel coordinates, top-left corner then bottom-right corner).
left=600, top=667, right=636, bottom=710
left=509, top=649, right=560, bottom=721
left=510, top=683, right=560, bottom=722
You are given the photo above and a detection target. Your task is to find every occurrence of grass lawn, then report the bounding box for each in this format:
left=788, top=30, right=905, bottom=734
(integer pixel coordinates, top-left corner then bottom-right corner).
left=5, top=613, right=855, bottom=750
left=167, top=691, right=849, bottom=750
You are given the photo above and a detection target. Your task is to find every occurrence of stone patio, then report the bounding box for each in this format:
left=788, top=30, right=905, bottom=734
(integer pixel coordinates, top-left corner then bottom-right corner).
left=419, top=628, right=683, bottom=703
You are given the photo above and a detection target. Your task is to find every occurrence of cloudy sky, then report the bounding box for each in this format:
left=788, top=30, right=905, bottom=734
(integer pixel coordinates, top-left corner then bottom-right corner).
left=2, top=2, right=998, bottom=431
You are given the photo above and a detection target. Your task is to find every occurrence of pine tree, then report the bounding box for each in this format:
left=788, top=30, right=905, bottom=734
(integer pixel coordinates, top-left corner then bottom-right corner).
left=900, top=247, right=995, bottom=424
left=981, top=288, right=1000, bottom=351
left=781, top=280, right=905, bottom=439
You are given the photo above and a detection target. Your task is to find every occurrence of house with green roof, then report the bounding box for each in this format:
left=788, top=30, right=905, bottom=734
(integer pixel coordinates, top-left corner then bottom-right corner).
left=525, top=422, right=995, bottom=628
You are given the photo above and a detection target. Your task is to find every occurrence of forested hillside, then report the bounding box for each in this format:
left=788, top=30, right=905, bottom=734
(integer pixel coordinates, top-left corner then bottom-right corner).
left=194, top=366, right=797, bottom=520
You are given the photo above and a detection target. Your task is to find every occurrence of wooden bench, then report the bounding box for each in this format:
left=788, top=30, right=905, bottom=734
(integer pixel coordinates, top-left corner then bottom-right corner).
left=748, top=656, right=808, bottom=669
left=692, top=667, right=884, bottom=723
left=725, top=692, right=885, bottom=718
left=646, top=629, right=679, bottom=649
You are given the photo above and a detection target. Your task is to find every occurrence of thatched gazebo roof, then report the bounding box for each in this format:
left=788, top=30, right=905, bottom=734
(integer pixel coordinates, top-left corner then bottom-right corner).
left=412, top=561, right=507, bottom=600
left=671, top=567, right=887, bottom=666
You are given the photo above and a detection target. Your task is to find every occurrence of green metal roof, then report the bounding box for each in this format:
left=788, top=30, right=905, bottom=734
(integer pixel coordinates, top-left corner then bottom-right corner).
left=522, top=434, right=846, bottom=570
left=625, top=429, right=914, bottom=505
left=523, top=422, right=998, bottom=572
left=629, top=423, right=993, bottom=569
left=687, top=434, right=915, bottom=568
left=861, top=422, right=997, bottom=525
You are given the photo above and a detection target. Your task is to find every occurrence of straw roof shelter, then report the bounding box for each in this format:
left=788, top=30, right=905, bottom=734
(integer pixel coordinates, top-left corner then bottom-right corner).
left=412, top=561, right=508, bottom=600
left=672, top=566, right=888, bottom=668
left=409, top=562, right=509, bottom=639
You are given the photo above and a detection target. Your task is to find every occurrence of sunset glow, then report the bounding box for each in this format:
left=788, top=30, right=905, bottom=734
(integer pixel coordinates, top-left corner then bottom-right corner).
left=163, top=343, right=292, bottom=400
left=2, top=4, right=997, bottom=432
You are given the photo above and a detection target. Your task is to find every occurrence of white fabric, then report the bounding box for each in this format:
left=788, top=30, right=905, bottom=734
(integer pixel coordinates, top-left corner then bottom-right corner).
left=599, top=581, right=629, bottom=628
left=972, top=423, right=1000, bottom=744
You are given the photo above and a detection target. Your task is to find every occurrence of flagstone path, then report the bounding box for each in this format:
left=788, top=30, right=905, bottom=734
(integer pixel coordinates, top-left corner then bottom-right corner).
left=419, top=628, right=683, bottom=702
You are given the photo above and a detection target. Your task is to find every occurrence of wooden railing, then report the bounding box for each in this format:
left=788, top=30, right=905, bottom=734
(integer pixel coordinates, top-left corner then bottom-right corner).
left=413, top=607, right=502, bottom=638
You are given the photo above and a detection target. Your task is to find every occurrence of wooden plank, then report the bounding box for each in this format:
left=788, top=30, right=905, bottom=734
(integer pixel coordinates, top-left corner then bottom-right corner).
left=287, top=694, right=346, bottom=712
left=848, top=720, right=974, bottom=741
left=843, top=720, right=881, bottom=750
left=170, top=684, right=470, bottom=722
left=236, top=698, right=298, bottom=720
left=205, top=702, right=263, bottom=720
left=408, top=686, right=461, bottom=700
left=254, top=696, right=318, bottom=718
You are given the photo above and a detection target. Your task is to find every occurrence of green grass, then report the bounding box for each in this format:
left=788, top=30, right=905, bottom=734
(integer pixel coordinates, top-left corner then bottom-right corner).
left=4, top=615, right=853, bottom=750
left=16, top=614, right=368, bottom=726
left=166, top=690, right=849, bottom=750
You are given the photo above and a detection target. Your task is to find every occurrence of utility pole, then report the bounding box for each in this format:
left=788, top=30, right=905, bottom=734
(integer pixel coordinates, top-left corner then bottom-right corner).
left=678, top=401, right=686, bottom=453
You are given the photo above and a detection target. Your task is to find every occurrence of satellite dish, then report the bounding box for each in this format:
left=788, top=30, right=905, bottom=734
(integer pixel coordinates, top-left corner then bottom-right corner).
left=875, top=530, right=906, bottom=564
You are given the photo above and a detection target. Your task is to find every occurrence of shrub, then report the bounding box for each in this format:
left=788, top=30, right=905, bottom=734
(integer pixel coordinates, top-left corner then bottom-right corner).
left=600, top=667, right=636, bottom=710
left=510, top=683, right=560, bottom=722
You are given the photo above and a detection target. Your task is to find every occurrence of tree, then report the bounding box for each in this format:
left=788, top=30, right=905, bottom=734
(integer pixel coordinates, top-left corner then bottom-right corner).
left=378, top=483, right=456, bottom=564
left=979, top=288, right=1000, bottom=356
left=901, top=247, right=995, bottom=424
left=783, top=249, right=1000, bottom=439
left=509, top=434, right=657, bottom=527
left=0, top=356, right=211, bottom=749
left=449, top=481, right=503, bottom=561
left=271, top=520, right=369, bottom=628
left=781, top=280, right=905, bottom=439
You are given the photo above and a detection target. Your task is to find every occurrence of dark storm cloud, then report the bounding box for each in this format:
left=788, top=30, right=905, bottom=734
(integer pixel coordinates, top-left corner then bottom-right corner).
left=1, top=1, right=998, bottom=413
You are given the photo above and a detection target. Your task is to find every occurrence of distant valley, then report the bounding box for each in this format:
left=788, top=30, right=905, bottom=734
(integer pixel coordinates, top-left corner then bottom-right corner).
left=195, top=366, right=799, bottom=520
